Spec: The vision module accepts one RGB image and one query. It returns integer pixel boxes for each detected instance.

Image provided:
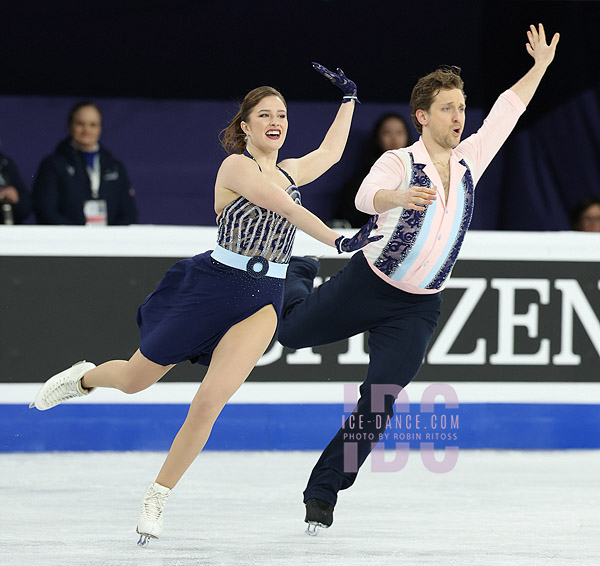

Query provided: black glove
[312,62,359,103]
[335,215,382,253]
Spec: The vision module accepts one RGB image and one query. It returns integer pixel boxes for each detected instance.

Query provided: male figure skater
[278,24,560,534]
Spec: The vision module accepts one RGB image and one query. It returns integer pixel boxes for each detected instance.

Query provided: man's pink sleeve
[458,90,526,183]
[354,151,406,215]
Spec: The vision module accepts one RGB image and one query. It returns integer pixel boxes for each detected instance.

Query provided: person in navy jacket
[33,101,137,225]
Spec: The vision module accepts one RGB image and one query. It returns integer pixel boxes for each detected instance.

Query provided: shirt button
[424,261,429,266]
[437,235,442,240]
[445,210,449,215]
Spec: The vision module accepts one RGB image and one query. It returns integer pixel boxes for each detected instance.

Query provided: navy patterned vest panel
[425,158,475,289]
[216,184,301,264]
[374,152,429,276]
[371,153,475,290]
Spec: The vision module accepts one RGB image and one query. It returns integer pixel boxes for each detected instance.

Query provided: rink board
[3,227,600,384]
[2,228,599,452]
[2,382,599,452]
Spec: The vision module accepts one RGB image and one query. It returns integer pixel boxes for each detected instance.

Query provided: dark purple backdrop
[1,88,599,230]
[0,96,486,227]
[1,0,599,229]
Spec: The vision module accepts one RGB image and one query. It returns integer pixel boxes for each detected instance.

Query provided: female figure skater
[29,63,381,546]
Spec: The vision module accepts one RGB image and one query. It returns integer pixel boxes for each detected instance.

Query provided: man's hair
[410,66,465,134]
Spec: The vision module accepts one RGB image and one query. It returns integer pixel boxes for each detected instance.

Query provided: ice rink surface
[1,450,598,566]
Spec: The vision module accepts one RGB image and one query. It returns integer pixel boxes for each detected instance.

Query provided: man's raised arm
[510,23,560,107]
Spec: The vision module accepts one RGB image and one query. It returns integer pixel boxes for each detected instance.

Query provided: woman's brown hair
[219,86,287,155]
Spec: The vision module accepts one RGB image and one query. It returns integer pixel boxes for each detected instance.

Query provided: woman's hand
[335,215,383,253]
[312,62,359,103]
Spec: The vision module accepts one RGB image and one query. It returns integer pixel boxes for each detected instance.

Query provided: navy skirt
[136,251,284,366]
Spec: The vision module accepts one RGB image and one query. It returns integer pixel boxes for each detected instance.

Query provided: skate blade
[305,521,329,536]
[137,533,156,547]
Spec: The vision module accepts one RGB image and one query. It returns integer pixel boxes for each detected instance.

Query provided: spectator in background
[570,196,600,232]
[333,112,412,227]
[33,101,137,225]
[0,149,32,224]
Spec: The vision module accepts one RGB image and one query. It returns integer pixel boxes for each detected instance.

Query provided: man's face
[420,88,466,150]
[69,106,102,151]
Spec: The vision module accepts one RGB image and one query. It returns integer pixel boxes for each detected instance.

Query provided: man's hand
[525,23,560,69]
[374,185,437,213]
[510,23,559,106]
[0,186,19,204]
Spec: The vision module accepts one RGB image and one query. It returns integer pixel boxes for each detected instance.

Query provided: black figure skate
[304,498,334,536]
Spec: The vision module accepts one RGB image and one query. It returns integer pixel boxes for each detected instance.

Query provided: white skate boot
[29,361,96,411]
[137,482,171,547]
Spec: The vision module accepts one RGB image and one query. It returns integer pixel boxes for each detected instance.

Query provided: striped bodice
[216,184,301,264]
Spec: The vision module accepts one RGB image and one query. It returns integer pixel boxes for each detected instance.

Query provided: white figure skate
[137,482,171,547]
[29,361,96,410]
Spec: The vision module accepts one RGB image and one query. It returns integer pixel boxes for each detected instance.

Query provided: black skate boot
[304,498,334,536]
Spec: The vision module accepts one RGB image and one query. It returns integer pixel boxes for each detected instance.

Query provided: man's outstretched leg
[302,292,441,534]
[281,256,320,321]
[279,253,380,350]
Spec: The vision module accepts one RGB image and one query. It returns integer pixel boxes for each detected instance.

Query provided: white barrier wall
[1,226,599,451]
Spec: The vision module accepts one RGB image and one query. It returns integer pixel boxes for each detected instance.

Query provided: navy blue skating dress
[136,164,300,366]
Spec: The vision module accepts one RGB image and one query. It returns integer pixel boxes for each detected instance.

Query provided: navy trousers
[279,252,441,507]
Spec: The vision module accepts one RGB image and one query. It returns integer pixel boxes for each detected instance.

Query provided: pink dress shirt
[355,89,526,294]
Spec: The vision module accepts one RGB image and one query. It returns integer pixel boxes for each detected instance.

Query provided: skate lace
[141,489,169,521]
[46,375,81,404]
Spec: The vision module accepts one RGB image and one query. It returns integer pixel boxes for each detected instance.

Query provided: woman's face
[69,106,102,151]
[578,203,600,232]
[378,117,409,151]
[241,95,288,153]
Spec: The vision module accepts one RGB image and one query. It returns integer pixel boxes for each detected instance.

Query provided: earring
[244,134,248,142]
